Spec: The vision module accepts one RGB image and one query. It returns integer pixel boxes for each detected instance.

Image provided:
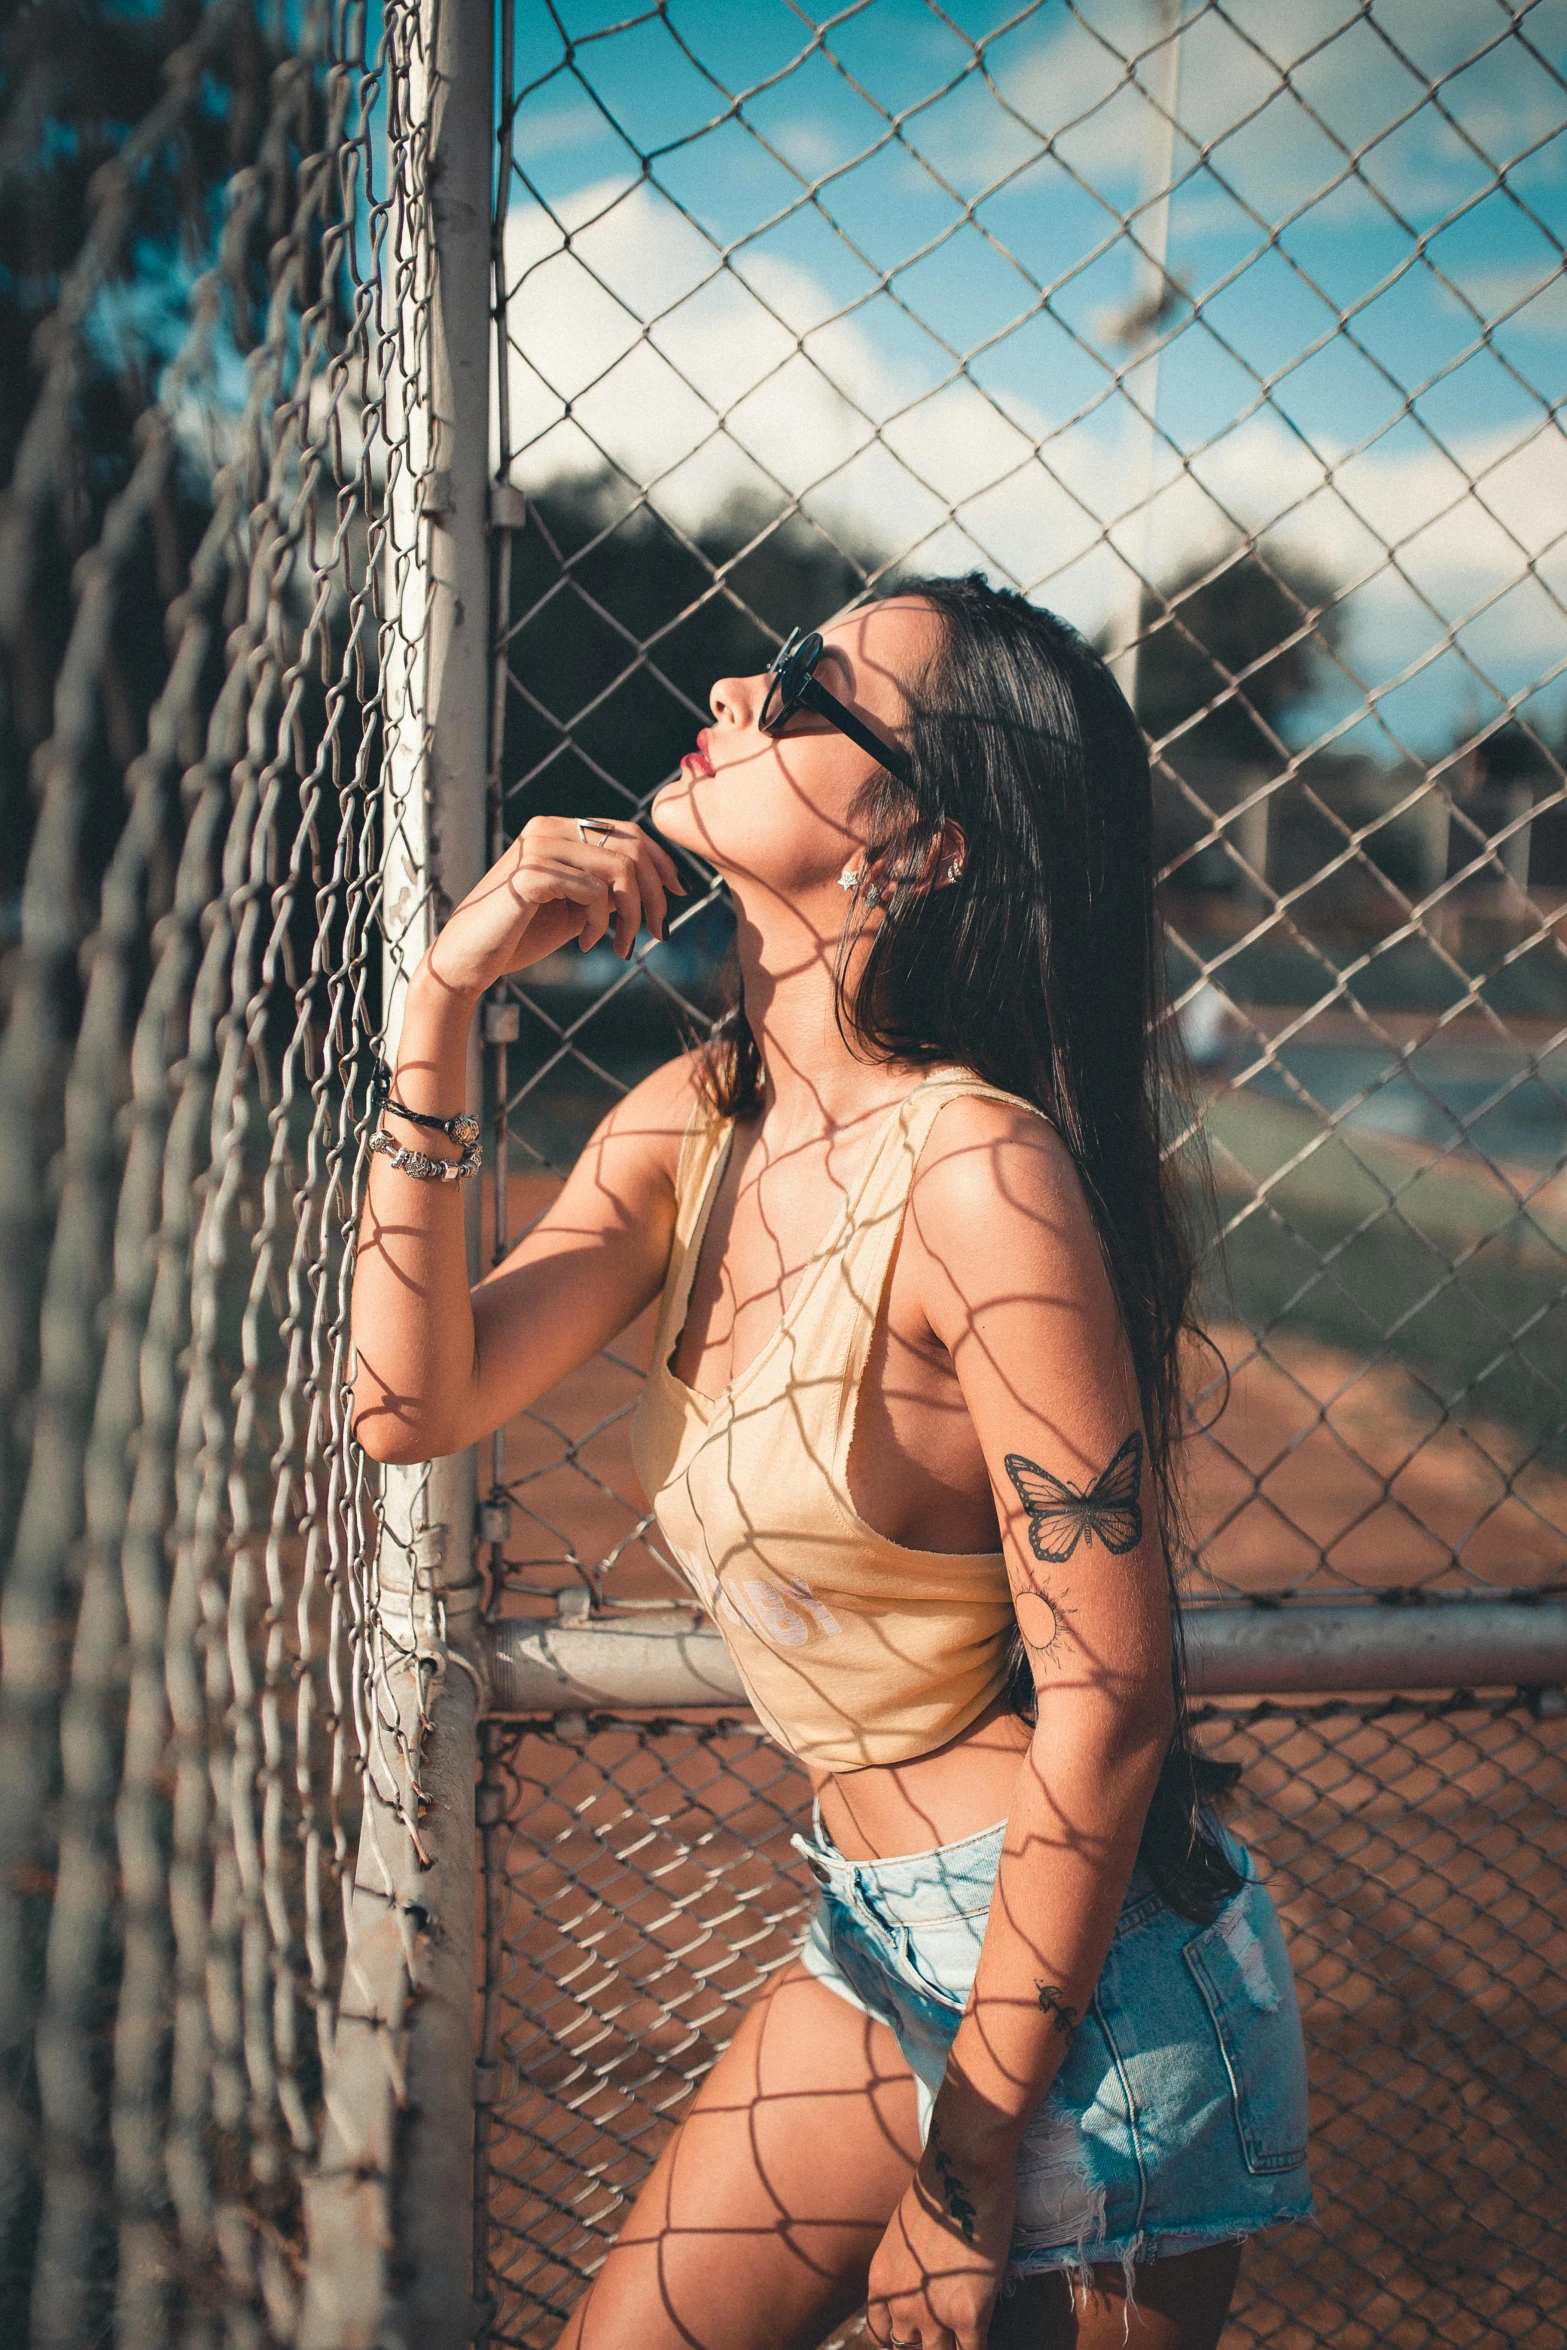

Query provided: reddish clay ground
[1186,1322,1567,1596]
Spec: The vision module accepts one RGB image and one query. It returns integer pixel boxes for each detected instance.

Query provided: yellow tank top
[631,1067,1045,1771]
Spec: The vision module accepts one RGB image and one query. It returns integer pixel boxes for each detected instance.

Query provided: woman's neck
[732,886,926,1140]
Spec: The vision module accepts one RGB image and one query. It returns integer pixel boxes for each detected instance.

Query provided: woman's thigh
[555,1960,922,2350]
[988,2242,1242,2350]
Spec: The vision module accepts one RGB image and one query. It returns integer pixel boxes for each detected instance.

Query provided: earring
[837,866,860,892]
[863,882,882,909]
[946,856,964,883]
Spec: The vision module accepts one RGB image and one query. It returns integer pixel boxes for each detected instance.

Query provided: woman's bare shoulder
[905,1088,1107,1307]
[917,1088,1090,1216]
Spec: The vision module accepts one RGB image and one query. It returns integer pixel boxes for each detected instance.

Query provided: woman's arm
[867,1097,1177,2350]
[350,816,687,1462]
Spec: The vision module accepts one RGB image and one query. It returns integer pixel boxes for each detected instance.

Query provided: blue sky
[500,0,1567,763]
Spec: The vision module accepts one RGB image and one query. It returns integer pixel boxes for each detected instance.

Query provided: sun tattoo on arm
[1012,1578,1075,1671]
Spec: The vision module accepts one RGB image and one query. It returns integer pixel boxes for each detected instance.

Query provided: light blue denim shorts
[793,1807,1312,2278]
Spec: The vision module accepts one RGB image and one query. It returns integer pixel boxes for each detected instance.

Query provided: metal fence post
[1105,0,1183,713]
[301,0,491,2341]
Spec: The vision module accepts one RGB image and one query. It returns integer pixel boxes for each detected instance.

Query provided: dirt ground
[476,1703,1567,2350]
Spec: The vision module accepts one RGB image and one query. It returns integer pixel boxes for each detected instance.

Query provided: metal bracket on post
[418,468,454,519]
[300,1,492,2343]
[489,481,527,530]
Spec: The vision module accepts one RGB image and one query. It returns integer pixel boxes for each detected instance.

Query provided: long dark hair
[701,572,1240,1921]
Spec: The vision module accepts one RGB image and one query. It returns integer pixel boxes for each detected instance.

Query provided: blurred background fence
[2,0,1565,2345]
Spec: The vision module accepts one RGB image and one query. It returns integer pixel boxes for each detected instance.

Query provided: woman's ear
[920,817,967,893]
[854,820,965,906]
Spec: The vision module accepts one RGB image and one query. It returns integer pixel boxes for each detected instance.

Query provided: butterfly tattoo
[1004,1431,1144,1563]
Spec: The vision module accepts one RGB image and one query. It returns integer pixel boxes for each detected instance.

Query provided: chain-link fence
[477,1697,1567,2349]
[0,0,469,2339]
[479,3,1567,2345]
[489,0,1567,1613]
[3,1,1566,2345]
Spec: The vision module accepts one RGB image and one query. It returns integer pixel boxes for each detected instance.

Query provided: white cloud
[497,174,1567,703]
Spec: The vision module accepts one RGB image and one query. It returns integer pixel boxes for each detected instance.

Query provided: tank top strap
[847,1066,1053,1237]
[794,1068,1054,1457]
[651,1088,734,1381]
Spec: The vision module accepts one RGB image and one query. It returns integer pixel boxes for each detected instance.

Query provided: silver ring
[576,816,614,846]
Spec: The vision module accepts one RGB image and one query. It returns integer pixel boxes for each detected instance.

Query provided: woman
[350,577,1311,2350]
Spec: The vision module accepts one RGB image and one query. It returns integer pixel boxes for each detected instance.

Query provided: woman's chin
[649,778,707,858]
[649,776,686,829]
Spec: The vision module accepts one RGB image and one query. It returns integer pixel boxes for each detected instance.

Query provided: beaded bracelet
[368,1126,481,1182]
[369,1056,482,1180]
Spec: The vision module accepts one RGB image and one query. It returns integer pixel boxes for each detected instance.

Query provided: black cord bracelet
[371,1055,480,1149]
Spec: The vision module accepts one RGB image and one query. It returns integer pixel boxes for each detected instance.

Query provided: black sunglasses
[760,627,913,783]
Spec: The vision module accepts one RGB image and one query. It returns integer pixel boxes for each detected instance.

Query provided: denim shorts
[793,1807,1312,2278]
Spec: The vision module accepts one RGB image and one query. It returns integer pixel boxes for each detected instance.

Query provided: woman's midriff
[810,1691,1033,1862]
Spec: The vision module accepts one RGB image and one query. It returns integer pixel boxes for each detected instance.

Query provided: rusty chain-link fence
[477,1697,1567,2349]
[0,0,476,2339]
[2,1,1566,2345]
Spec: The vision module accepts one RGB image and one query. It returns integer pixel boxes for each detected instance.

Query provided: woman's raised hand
[425,815,686,1002]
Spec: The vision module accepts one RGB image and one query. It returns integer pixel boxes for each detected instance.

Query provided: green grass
[1198,1087,1567,1469]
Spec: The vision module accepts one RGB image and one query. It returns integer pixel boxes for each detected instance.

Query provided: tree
[0,0,275,920]
[500,471,883,824]
[1134,541,1345,777]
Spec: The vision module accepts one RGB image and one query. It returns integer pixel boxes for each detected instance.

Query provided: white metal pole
[484,1601,1567,1712]
[301,0,491,2340]
[1109,0,1183,721]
